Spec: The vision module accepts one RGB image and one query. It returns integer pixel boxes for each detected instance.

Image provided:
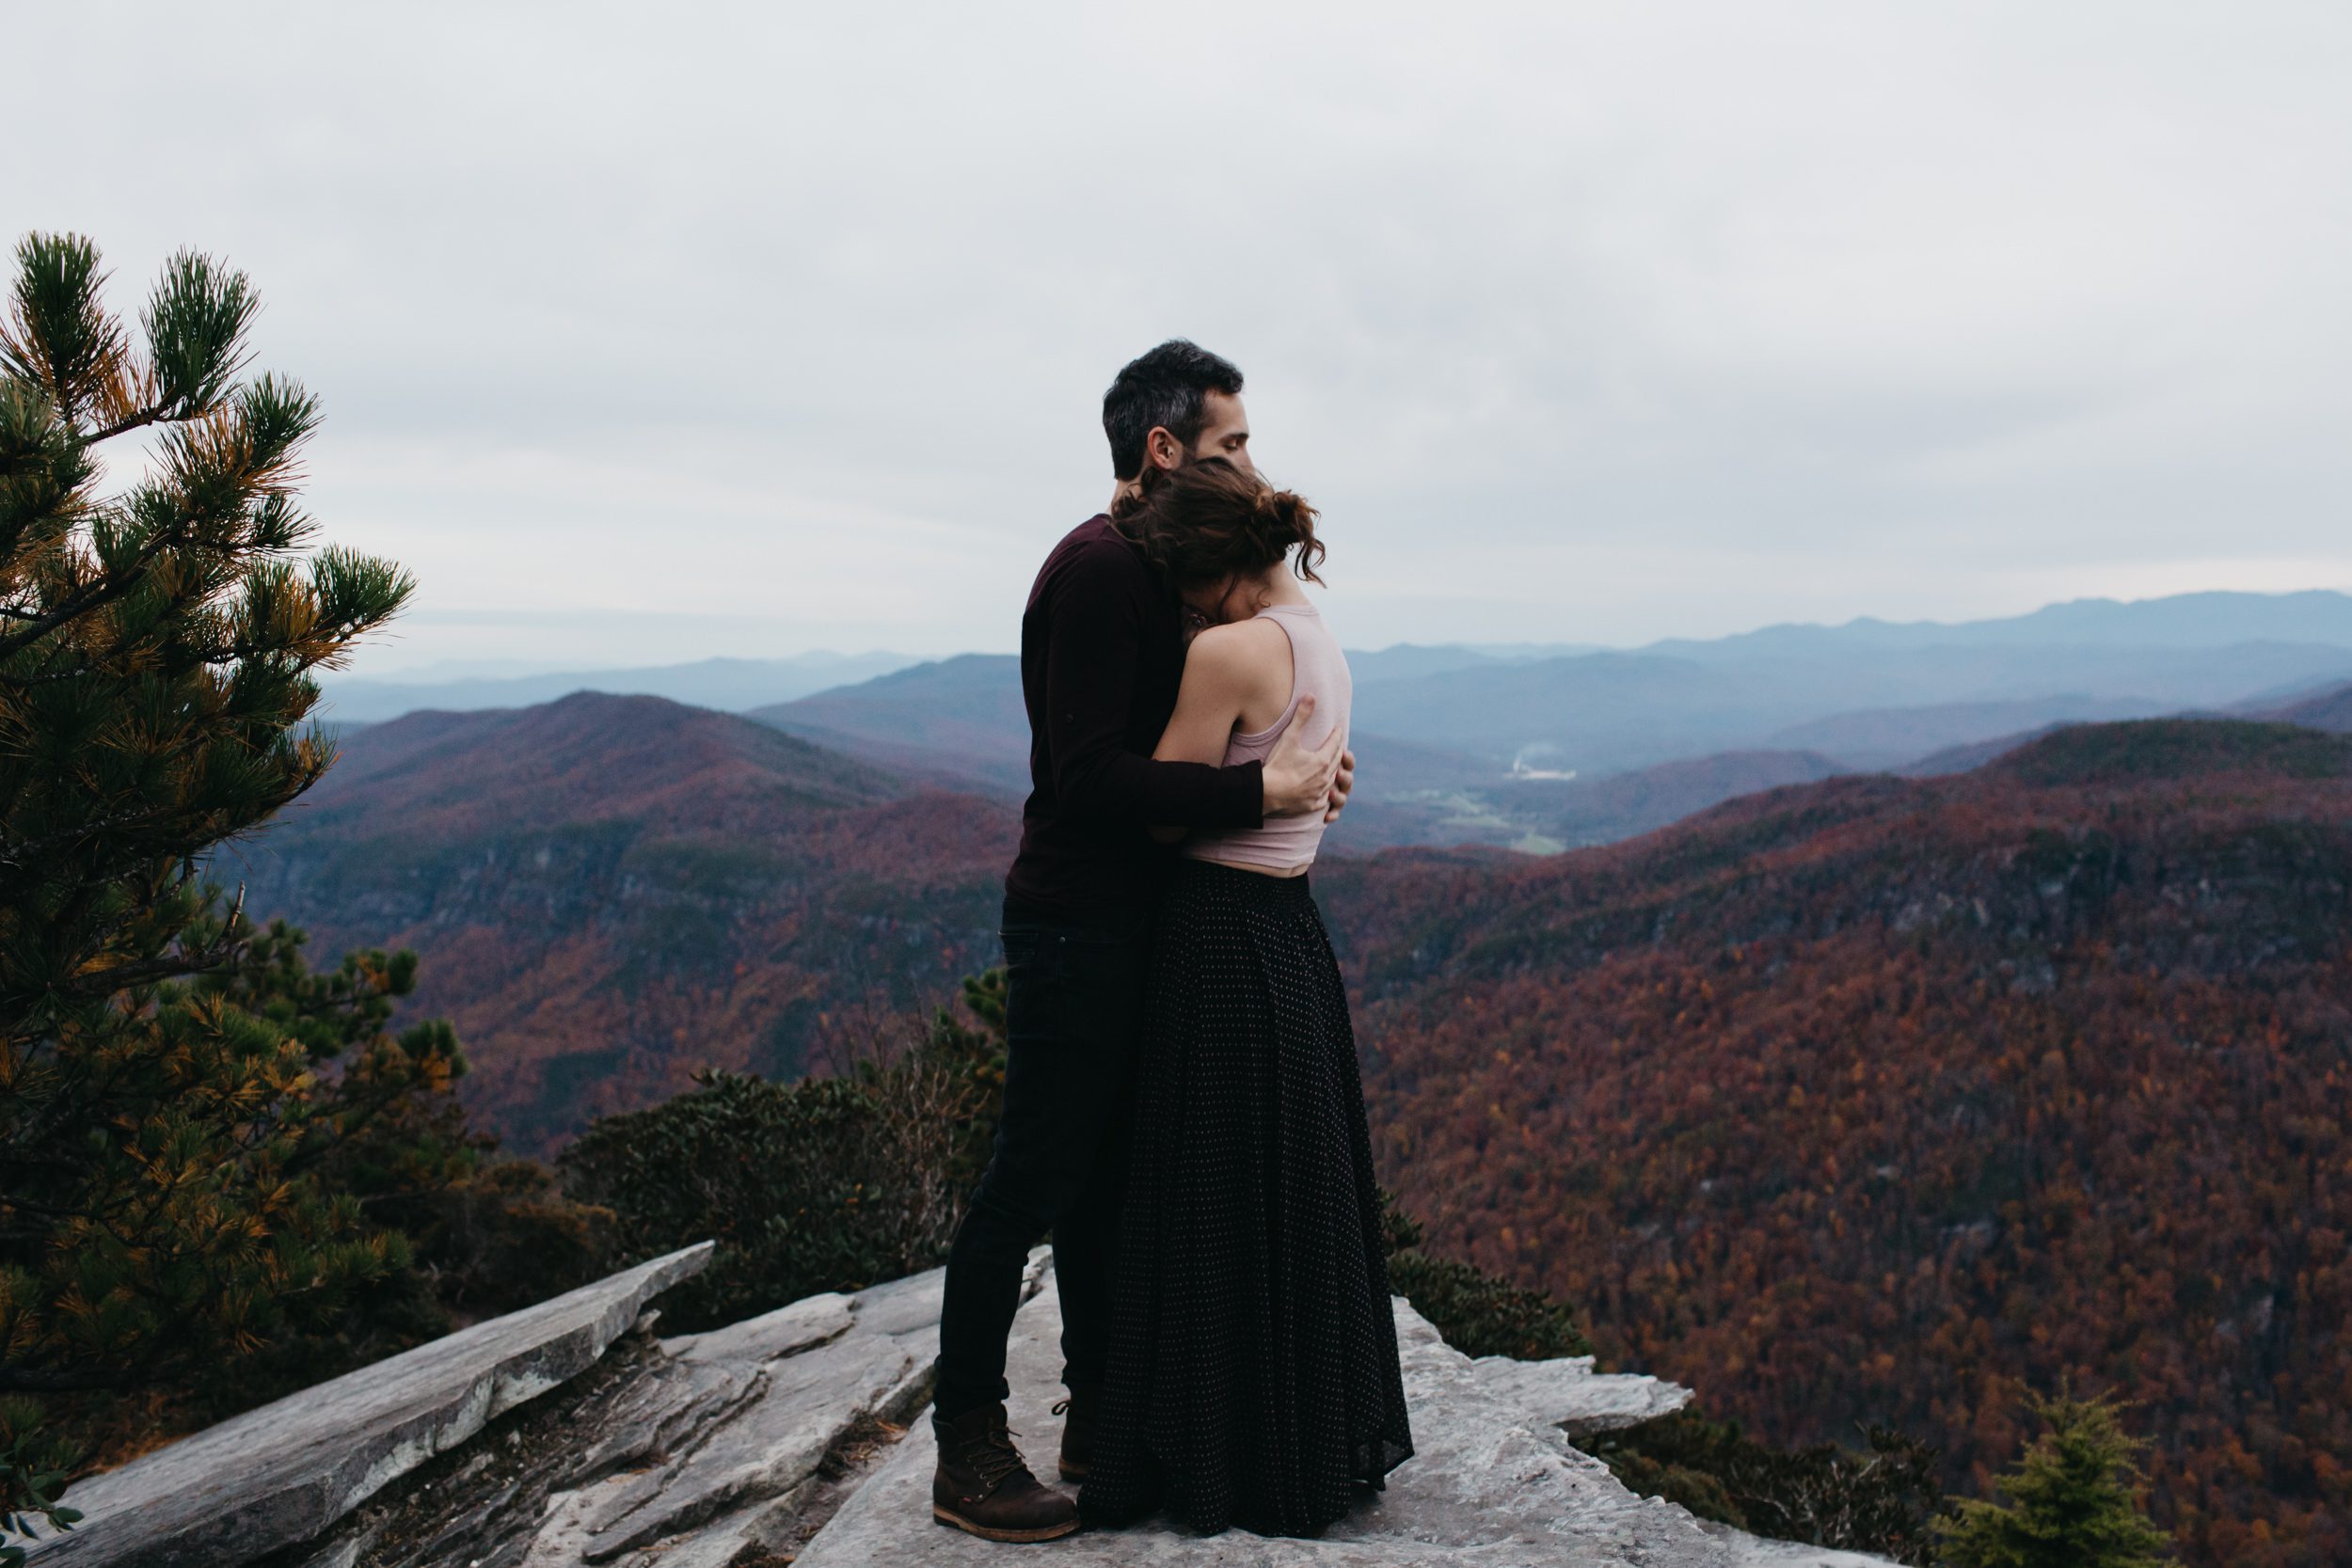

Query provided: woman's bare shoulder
[1188,616,1290,659]
[1184,618,1293,710]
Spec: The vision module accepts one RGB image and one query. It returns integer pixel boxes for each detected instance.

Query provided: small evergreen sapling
[1936,1386,2172,1568]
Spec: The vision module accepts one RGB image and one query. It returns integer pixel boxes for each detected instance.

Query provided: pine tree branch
[0,766,311,883]
[0,1368,126,1394]
[0,532,184,661]
[78,401,175,444]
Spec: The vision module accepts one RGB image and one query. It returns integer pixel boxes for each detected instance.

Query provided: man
[930,341,1354,1542]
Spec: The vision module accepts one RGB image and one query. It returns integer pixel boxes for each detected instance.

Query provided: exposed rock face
[1465,1352,1693,1439]
[32,1244,715,1568]
[797,1271,1728,1567]
[1702,1524,1915,1568]
[282,1253,1046,1568]
[34,1246,1896,1568]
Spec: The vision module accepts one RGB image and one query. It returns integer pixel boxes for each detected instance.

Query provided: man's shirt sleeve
[1041,546,1265,831]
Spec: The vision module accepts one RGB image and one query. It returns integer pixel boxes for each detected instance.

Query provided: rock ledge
[33,1245,1898,1568]
[34,1243,713,1568]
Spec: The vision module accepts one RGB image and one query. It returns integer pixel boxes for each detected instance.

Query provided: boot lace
[970,1424,1033,1493]
[1050,1397,1073,1417]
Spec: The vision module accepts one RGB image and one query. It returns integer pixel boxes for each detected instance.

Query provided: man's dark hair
[1102,339,1244,482]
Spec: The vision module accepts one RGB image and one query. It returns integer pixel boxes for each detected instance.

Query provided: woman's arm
[1148,622,1285,841]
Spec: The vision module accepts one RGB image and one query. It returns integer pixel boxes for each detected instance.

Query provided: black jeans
[933,901,1150,1420]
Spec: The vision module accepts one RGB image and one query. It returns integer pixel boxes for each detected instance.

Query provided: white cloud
[9,0,2350,670]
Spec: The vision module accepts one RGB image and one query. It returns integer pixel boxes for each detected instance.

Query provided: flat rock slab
[1466,1354,1694,1438]
[664,1291,856,1365]
[556,1293,859,1490]
[796,1268,1734,1568]
[549,1330,915,1561]
[519,1246,1045,1568]
[847,1264,952,1345]
[32,1244,713,1568]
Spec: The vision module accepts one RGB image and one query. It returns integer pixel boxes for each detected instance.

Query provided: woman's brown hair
[1111,456,1326,590]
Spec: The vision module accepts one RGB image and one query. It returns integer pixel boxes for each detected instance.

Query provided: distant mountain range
[736,592,2352,850]
[319,651,922,724]
[748,655,1032,796]
[1645,587,2352,653]
[315,590,2352,855]
[1345,638,2352,768]
[2254,678,2352,732]
[329,590,2352,721]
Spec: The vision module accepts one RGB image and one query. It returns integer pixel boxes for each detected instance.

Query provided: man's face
[1144,389,1252,476]
[1189,389,1252,473]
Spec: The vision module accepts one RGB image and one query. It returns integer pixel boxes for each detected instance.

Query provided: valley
[1316,721,2352,1564]
[245,594,2352,1563]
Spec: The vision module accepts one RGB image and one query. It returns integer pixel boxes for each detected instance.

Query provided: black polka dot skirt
[1078,858,1414,1538]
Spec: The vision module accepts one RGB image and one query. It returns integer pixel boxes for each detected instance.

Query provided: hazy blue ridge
[319,651,922,723]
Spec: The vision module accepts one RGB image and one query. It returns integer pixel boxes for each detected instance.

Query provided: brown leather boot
[1053,1385,1099,1481]
[931,1402,1081,1543]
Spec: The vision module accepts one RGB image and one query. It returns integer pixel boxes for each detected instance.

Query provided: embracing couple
[928,341,1413,1543]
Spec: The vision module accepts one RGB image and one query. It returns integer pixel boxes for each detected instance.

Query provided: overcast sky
[13,3,2352,674]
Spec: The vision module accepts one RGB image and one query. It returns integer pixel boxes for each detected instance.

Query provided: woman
[1076,457,1413,1538]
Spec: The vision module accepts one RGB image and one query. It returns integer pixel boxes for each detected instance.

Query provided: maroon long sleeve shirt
[1003,515,1265,925]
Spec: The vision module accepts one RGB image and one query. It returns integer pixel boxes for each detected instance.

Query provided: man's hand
[1323,746,1356,824]
[1262,695,1344,817]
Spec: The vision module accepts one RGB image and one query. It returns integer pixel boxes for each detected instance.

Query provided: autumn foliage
[1317,721,2352,1568]
[236,691,1022,1158]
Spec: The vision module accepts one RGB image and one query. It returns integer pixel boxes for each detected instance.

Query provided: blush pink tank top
[1184,601,1352,873]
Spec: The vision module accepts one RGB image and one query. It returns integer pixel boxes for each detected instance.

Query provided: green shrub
[1382,1251,1595,1361]
[561,1072,908,1330]
[415,1157,615,1317]
[0,1402,78,1568]
[559,973,1008,1332]
[1936,1387,2171,1568]
[1585,1408,1947,1564]
[1379,1192,1593,1360]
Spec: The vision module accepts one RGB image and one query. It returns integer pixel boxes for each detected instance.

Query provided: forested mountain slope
[749,654,1032,795]
[2257,678,2352,733]
[231,692,1020,1154]
[1315,720,2352,1567]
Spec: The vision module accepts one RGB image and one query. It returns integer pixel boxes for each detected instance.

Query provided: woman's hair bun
[1118,456,1326,588]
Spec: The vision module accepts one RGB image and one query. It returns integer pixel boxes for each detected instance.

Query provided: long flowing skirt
[1077,858,1413,1538]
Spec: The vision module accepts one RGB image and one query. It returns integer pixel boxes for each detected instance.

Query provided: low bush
[1585,1409,1947,1564]
[557,972,1007,1332]
[1379,1195,1592,1359]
